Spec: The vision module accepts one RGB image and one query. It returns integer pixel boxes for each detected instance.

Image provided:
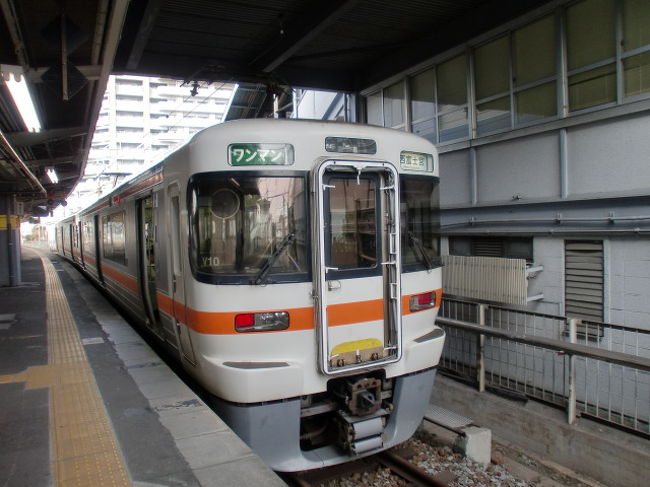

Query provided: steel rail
[377,451,450,487]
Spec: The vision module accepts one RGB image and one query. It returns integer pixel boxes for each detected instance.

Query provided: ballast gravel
[320,436,537,487]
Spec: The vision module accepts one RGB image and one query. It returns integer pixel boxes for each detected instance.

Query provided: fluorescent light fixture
[1,65,41,132]
[46,168,59,184]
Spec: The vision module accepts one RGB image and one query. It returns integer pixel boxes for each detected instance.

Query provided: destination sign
[400,151,433,171]
[228,143,294,166]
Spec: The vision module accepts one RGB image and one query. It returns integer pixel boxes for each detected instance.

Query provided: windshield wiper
[408,231,434,270]
[253,233,295,285]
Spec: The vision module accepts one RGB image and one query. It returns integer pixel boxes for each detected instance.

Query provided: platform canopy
[0,0,546,215]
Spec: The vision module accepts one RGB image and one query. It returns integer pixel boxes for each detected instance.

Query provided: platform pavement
[0,247,286,487]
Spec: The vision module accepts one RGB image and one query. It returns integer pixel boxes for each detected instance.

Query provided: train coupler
[336,408,388,455]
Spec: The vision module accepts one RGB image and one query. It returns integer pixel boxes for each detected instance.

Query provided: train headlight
[409,292,435,312]
[235,311,290,332]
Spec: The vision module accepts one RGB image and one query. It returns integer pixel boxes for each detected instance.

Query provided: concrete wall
[439,113,650,330]
[432,375,650,487]
[609,238,650,328]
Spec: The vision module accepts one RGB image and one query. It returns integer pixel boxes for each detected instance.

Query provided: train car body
[55,119,445,471]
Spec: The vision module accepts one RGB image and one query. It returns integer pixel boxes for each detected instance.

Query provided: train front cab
[199,153,444,471]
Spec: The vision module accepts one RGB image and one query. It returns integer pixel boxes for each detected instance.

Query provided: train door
[94,214,104,283]
[78,221,85,267]
[137,195,162,337]
[314,160,402,375]
[168,184,196,364]
[68,225,74,261]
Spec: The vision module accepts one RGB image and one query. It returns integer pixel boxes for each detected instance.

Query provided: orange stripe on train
[93,259,442,335]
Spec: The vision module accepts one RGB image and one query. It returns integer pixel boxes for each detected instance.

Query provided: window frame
[323,172,383,281]
[187,170,312,285]
[102,210,127,266]
[362,0,650,142]
[400,175,442,273]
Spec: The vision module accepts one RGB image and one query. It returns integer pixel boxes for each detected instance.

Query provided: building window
[363,0,650,141]
[513,15,557,123]
[116,79,143,87]
[474,36,511,135]
[449,236,533,262]
[623,0,650,98]
[437,54,469,142]
[383,81,405,129]
[366,91,382,126]
[409,68,436,142]
[115,95,143,102]
[567,0,616,112]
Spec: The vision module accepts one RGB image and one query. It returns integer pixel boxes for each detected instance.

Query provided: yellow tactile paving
[0,256,131,486]
[41,256,132,487]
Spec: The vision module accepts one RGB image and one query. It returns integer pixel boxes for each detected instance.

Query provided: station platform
[0,247,286,487]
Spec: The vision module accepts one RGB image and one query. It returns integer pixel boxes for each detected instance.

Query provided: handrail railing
[436,298,650,436]
[437,316,650,372]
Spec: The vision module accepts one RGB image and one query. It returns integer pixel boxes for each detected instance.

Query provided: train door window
[78,222,84,264]
[325,174,380,277]
[138,196,160,332]
[170,196,182,277]
[82,219,94,254]
[94,214,103,282]
[102,211,127,265]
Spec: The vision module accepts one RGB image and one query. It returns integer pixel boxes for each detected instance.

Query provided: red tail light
[235,314,255,328]
[409,292,435,312]
[235,311,290,332]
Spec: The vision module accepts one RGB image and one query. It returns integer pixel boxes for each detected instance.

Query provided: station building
[301,0,650,330]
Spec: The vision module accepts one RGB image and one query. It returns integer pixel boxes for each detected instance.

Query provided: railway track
[283,447,455,487]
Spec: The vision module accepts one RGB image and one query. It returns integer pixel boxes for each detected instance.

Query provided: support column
[0,194,21,287]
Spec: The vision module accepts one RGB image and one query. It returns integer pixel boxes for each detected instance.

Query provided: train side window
[102,211,127,265]
[400,175,442,272]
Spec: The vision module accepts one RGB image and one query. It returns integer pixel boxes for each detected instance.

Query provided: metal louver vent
[565,240,604,321]
[471,238,503,257]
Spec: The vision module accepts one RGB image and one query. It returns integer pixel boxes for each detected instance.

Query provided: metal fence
[437,298,650,436]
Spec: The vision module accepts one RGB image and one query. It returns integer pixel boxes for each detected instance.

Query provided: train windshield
[188,173,309,284]
[401,175,442,271]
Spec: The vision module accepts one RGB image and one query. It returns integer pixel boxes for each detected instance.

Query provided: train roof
[62,119,437,220]
[193,118,436,147]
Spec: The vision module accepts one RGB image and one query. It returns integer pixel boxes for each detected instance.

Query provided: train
[54,118,445,471]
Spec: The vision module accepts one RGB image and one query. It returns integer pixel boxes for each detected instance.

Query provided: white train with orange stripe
[55,119,445,471]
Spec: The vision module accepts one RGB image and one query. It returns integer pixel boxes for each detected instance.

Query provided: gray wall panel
[440,150,471,206]
[476,133,560,204]
[529,237,565,316]
[568,115,650,196]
